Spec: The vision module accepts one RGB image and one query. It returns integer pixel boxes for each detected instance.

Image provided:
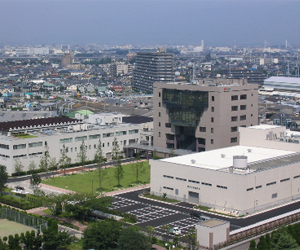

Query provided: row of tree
[249,223,300,250]
[0,220,74,250]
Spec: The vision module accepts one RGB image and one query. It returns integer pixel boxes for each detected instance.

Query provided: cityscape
[1,0,300,250]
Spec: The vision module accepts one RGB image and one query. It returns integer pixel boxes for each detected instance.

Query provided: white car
[171,227,181,235]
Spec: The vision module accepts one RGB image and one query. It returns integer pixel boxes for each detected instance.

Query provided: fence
[0,207,48,232]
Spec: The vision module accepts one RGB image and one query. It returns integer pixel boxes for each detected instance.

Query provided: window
[212,96,215,101]
[176,177,187,181]
[247,187,254,191]
[231,116,238,121]
[29,142,43,148]
[240,105,246,110]
[165,123,171,128]
[0,144,9,149]
[129,129,138,134]
[89,134,101,139]
[211,139,214,144]
[256,185,262,189]
[202,182,212,186]
[188,180,200,184]
[231,106,238,111]
[60,138,73,143]
[231,126,238,132]
[217,185,228,189]
[163,186,174,190]
[159,132,161,137]
[281,178,290,182]
[75,147,77,152]
[211,128,214,133]
[266,181,276,186]
[175,189,179,195]
[159,122,161,127]
[163,175,174,179]
[200,127,206,132]
[75,136,87,142]
[103,132,114,138]
[13,154,26,158]
[159,92,161,97]
[211,107,214,112]
[116,131,127,136]
[159,102,161,107]
[240,94,247,100]
[107,142,109,147]
[231,137,237,143]
[89,145,91,150]
[29,152,43,157]
[251,104,253,107]
[272,193,278,199]
[231,95,238,101]
[71,148,73,152]
[159,112,161,117]
[240,115,246,121]
[251,114,253,117]
[294,175,300,179]
[211,117,214,123]
[13,144,26,150]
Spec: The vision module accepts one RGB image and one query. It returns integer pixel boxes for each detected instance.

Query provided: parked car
[169,227,181,235]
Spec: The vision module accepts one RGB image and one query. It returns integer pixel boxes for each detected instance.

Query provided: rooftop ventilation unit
[247,149,252,153]
[233,155,248,169]
[191,159,196,164]
[221,154,226,158]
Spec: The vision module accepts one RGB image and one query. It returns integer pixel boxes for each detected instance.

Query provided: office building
[150,125,300,215]
[61,51,73,67]
[153,80,258,152]
[0,114,153,175]
[132,49,174,93]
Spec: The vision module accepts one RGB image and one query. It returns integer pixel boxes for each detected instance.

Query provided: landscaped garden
[42,161,150,193]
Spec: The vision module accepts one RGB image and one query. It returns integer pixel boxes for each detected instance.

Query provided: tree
[249,239,256,250]
[58,144,71,175]
[28,161,37,174]
[39,145,50,175]
[77,140,87,172]
[118,227,152,250]
[132,151,146,184]
[83,220,122,250]
[257,235,268,250]
[161,224,171,242]
[29,172,41,193]
[14,159,24,175]
[0,165,8,195]
[184,228,197,250]
[153,149,159,159]
[94,139,107,192]
[42,220,74,250]
[169,147,175,157]
[112,137,124,186]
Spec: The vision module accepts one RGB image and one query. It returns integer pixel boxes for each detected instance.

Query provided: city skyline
[1,0,300,47]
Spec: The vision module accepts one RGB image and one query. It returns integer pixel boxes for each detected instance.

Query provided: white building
[150,124,300,215]
[263,76,300,92]
[0,115,152,175]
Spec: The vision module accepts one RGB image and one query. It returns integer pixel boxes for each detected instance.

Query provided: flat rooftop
[199,219,228,228]
[161,145,295,171]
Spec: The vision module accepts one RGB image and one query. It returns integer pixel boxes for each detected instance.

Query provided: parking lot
[110,196,203,238]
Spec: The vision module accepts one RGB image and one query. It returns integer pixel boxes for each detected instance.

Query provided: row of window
[200,126,239,133]
[246,176,300,191]
[60,140,129,154]
[59,130,136,144]
[231,94,248,101]
[0,144,9,150]
[162,175,227,188]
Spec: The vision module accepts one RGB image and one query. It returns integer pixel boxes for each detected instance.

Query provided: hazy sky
[0,0,300,47]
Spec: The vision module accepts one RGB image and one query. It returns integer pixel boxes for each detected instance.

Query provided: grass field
[42,161,150,193]
[0,219,36,237]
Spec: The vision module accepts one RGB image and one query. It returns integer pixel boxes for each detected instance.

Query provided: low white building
[150,125,300,215]
[0,116,152,175]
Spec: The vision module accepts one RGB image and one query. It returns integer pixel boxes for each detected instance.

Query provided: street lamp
[165,243,175,250]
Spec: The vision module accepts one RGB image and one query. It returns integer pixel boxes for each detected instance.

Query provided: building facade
[153,81,258,152]
[61,51,73,68]
[132,49,174,93]
[0,116,153,175]
[150,125,300,215]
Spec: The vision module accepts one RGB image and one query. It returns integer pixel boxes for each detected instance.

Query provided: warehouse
[150,125,300,215]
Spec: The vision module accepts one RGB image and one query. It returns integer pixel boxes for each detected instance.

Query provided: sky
[0,0,300,47]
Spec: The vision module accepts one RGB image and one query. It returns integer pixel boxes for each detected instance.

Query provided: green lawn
[0,219,36,238]
[42,161,150,193]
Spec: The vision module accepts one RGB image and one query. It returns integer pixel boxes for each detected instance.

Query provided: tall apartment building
[132,49,174,93]
[61,51,73,67]
[153,80,258,152]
